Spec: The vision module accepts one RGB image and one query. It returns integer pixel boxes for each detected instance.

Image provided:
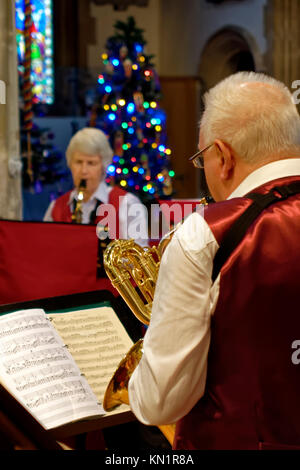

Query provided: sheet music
[48,306,133,405]
[0,309,104,430]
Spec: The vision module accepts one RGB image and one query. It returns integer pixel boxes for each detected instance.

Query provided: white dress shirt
[128,158,300,425]
[43,181,149,246]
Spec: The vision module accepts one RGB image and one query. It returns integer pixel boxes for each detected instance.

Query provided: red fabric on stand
[0,220,117,305]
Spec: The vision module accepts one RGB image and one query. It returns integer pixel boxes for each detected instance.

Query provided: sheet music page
[48,306,134,407]
[0,309,104,430]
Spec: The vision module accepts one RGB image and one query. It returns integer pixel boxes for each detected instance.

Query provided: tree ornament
[123,58,133,79]
[133,91,144,112]
[119,45,128,60]
[113,130,125,156]
[105,62,114,75]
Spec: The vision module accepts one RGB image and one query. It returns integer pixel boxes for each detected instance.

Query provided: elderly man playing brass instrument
[44,127,148,246]
[128,72,300,450]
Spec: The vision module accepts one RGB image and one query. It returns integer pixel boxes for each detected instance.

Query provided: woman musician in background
[44,127,148,247]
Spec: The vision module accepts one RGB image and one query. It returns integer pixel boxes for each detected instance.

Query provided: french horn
[102,237,165,411]
[102,198,208,444]
[102,232,177,445]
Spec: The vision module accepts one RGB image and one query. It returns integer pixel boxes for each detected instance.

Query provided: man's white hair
[200,72,300,163]
[66,127,113,171]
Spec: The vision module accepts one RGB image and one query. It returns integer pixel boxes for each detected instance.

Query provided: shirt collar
[228,158,300,199]
[68,180,109,205]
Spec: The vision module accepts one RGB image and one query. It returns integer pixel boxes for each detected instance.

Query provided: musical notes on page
[0,309,104,429]
[48,306,133,405]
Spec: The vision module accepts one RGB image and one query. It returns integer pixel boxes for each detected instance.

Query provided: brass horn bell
[102,236,177,446]
[102,239,161,411]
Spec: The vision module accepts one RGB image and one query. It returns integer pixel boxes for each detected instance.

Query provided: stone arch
[198,26,265,92]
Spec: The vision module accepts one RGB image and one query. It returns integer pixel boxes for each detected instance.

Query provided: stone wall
[0,0,22,220]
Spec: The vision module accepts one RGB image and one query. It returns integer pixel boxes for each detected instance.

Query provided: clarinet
[71,179,86,224]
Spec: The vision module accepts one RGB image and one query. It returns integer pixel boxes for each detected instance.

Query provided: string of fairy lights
[90,42,175,198]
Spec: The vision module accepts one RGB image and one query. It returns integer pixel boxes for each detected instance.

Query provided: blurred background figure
[44,128,148,246]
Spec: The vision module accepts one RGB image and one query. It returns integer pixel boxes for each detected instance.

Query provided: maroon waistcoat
[173,175,300,450]
[51,185,126,236]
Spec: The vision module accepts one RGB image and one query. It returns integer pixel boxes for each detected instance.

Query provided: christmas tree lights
[88,17,175,203]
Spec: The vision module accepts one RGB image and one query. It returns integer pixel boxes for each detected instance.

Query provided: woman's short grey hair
[200,72,300,163]
[66,127,113,171]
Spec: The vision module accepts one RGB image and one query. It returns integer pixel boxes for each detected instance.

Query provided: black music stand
[0,289,142,444]
[0,383,61,450]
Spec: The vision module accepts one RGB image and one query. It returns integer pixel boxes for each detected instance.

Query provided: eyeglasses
[188,143,214,168]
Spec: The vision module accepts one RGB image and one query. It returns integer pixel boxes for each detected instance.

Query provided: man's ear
[214,139,236,180]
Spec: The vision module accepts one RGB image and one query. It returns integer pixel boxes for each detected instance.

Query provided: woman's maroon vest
[51,185,126,236]
[173,176,300,450]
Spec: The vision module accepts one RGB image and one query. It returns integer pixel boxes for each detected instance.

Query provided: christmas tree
[19,61,72,197]
[87,16,175,205]
[20,121,72,195]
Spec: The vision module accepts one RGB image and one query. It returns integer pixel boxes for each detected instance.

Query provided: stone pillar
[0,0,22,220]
[266,0,300,89]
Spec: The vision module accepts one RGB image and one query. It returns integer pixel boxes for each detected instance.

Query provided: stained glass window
[15,0,54,104]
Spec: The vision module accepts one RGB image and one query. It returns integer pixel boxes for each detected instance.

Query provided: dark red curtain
[0,220,116,305]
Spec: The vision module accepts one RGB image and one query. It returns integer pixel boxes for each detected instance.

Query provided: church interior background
[0,0,299,451]
[1,0,298,221]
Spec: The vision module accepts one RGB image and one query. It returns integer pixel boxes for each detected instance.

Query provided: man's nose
[81,162,89,174]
